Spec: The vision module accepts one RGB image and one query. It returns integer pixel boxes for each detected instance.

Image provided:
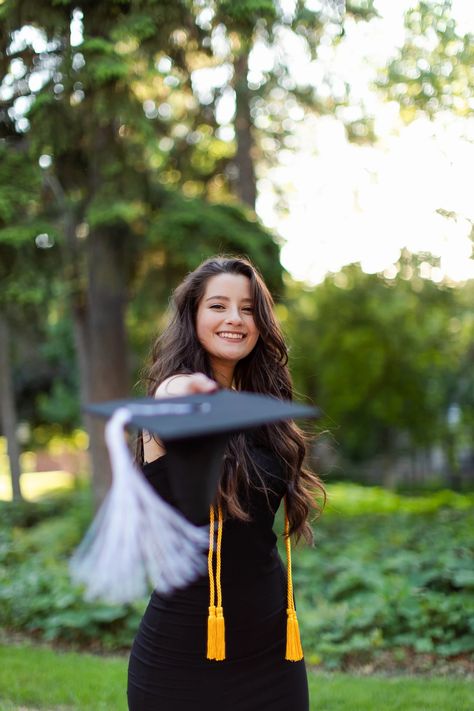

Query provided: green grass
[0,644,473,711]
[307,673,474,710]
[0,644,126,711]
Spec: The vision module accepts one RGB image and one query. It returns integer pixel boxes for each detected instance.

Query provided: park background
[0,0,473,709]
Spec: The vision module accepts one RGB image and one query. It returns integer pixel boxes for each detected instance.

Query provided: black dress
[127,445,309,711]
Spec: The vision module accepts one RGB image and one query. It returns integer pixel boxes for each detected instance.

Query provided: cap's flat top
[85,390,319,441]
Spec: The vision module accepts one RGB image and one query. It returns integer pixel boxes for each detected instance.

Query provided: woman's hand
[155,373,218,399]
[143,374,218,463]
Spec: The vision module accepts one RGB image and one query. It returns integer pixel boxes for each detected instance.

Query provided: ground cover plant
[294,501,474,669]
[0,489,145,650]
[0,483,473,673]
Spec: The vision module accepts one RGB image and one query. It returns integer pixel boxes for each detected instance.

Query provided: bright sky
[255,0,474,284]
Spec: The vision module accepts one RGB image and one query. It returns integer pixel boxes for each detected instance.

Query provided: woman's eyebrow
[205,295,253,302]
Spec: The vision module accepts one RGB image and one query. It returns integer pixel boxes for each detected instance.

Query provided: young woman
[127,256,325,711]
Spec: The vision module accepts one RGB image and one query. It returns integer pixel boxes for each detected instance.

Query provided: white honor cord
[69,407,209,604]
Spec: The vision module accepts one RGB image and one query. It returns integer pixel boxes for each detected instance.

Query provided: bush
[1,483,473,669]
[0,488,144,649]
[294,487,474,668]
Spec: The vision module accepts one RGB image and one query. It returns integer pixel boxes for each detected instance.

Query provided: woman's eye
[209,304,253,313]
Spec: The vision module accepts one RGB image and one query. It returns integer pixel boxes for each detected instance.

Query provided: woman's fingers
[186,373,218,394]
[156,373,218,398]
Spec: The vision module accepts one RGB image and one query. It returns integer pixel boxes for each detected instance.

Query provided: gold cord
[284,497,304,661]
[207,504,225,660]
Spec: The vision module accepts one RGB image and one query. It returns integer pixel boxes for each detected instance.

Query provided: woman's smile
[216,331,245,340]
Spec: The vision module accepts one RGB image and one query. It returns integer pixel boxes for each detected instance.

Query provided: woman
[127,256,325,711]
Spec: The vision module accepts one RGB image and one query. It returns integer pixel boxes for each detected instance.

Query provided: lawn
[0,644,473,711]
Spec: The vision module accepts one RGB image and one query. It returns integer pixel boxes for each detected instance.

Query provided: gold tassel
[286,608,303,661]
[207,605,217,659]
[207,504,226,661]
[214,505,226,660]
[284,498,304,662]
[214,605,226,660]
[206,505,217,660]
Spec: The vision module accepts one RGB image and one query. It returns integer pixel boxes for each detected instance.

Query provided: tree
[376,0,473,122]
[198,0,378,211]
[0,143,57,500]
[283,258,462,483]
[0,1,283,503]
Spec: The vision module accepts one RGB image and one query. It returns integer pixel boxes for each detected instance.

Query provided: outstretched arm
[143,373,218,463]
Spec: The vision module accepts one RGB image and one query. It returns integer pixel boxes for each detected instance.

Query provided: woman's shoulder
[248,440,286,479]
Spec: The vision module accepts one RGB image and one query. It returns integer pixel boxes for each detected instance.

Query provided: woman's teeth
[217,332,244,340]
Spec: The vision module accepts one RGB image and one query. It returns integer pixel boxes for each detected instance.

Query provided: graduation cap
[69,390,319,605]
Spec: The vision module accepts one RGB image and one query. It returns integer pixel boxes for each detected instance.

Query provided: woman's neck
[211,362,235,389]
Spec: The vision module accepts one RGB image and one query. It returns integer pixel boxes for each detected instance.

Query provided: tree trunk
[45,172,97,488]
[444,431,461,491]
[0,313,22,500]
[71,295,99,485]
[233,51,257,210]
[86,228,130,507]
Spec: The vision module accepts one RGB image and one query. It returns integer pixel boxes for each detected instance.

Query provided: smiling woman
[128,255,325,711]
[195,272,260,387]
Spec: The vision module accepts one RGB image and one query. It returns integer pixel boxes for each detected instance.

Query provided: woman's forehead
[202,273,252,298]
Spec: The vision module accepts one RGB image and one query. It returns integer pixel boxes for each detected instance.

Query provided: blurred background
[0,1,473,709]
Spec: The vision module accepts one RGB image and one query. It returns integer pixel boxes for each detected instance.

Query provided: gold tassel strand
[214,504,226,660]
[284,498,304,661]
[206,505,217,659]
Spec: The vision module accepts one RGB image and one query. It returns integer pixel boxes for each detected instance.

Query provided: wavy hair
[138,255,325,542]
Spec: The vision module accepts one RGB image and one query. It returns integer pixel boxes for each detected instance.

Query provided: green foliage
[377,0,474,121]
[0,145,57,307]
[87,199,148,230]
[82,38,130,85]
[149,194,281,284]
[326,482,474,516]
[216,0,277,32]
[0,489,144,648]
[0,150,40,227]
[0,491,73,529]
[284,260,472,463]
[293,488,474,668]
[1,483,473,672]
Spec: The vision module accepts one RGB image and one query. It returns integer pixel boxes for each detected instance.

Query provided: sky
[255,0,474,285]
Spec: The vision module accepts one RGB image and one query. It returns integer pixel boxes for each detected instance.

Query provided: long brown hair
[139,255,325,542]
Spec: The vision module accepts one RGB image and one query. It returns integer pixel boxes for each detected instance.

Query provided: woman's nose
[225,307,243,324]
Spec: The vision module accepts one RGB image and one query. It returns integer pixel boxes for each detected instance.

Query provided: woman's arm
[142,373,217,463]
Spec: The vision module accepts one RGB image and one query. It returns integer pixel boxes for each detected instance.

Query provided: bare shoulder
[143,375,191,460]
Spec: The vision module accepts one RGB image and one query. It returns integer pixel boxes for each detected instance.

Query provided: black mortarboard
[70,390,319,604]
[85,389,318,441]
[88,390,318,524]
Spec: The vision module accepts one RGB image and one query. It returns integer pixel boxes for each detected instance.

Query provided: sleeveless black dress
[127,445,309,711]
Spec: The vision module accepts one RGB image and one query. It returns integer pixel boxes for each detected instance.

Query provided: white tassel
[69,407,208,604]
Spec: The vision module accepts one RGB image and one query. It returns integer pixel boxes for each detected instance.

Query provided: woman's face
[196,273,260,373]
